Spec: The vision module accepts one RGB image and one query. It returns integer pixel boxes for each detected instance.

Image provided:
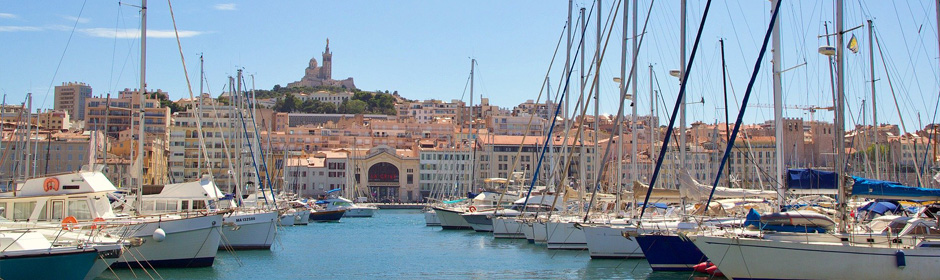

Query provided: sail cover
[678,171,777,201]
[850,176,940,200]
[787,169,837,193]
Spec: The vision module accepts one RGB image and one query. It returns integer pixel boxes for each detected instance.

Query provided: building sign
[368,162,399,182]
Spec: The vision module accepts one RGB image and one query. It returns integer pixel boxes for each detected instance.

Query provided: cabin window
[13,201,35,221]
[0,202,7,218]
[166,201,178,212]
[155,200,168,212]
[181,200,190,211]
[67,200,92,220]
[193,200,206,210]
[52,200,67,221]
[37,202,48,222]
[142,201,155,212]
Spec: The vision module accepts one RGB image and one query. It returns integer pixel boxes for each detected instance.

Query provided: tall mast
[594,0,601,195]
[618,0,628,208]
[679,0,687,182]
[771,0,785,205]
[136,0,147,212]
[835,0,847,232]
[631,0,639,186]
[198,54,204,177]
[721,39,731,188]
[469,58,475,192]
[649,65,655,180]
[24,93,31,181]
[579,7,586,209]
[565,0,572,161]
[868,20,879,179]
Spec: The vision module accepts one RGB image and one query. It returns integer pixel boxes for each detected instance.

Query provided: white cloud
[61,15,90,24]
[79,27,204,39]
[0,26,42,32]
[213,3,237,11]
[0,13,17,19]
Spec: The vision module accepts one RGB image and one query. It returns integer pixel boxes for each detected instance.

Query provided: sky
[1,0,939,131]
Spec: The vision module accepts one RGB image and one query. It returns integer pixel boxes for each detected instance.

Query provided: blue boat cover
[851,176,940,200]
[443,198,468,204]
[858,201,901,215]
[786,169,837,190]
[326,188,342,194]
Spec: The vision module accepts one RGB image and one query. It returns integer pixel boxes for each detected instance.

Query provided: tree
[341,100,368,114]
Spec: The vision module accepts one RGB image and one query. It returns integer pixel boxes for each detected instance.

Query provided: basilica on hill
[288,39,357,89]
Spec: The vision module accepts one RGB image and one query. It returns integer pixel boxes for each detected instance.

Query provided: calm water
[98,210,699,279]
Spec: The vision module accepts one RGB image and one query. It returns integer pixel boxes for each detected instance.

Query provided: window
[13,201,36,221]
[67,200,92,220]
[407,174,414,184]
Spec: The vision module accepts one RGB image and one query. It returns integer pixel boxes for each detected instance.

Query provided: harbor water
[98,209,694,279]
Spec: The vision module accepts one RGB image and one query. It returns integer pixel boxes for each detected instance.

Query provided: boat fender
[896,250,906,268]
[469,206,477,213]
[153,228,167,242]
[693,262,711,274]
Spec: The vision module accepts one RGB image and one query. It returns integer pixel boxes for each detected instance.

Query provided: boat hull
[293,209,311,225]
[546,221,587,250]
[692,235,940,280]
[461,212,494,232]
[424,210,441,226]
[493,217,525,239]
[279,213,295,226]
[343,207,376,217]
[111,214,222,268]
[1,249,99,280]
[221,210,279,250]
[433,207,471,230]
[532,220,548,243]
[582,225,643,258]
[309,210,345,222]
[636,234,705,270]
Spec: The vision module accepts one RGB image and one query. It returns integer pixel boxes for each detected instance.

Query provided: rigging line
[40,0,88,110]
[704,0,782,214]
[640,0,717,220]
[108,2,122,95]
[875,27,925,187]
[499,20,567,211]
[167,0,211,171]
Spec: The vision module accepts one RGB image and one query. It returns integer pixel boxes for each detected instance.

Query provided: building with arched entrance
[349,145,419,202]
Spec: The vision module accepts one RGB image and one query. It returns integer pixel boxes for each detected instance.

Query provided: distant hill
[222,84,399,115]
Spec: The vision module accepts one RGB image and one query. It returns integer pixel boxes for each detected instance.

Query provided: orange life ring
[90,217,106,230]
[43,177,60,192]
[61,216,78,231]
[468,206,477,213]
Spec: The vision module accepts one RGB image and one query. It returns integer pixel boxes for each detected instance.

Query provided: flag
[847,34,859,53]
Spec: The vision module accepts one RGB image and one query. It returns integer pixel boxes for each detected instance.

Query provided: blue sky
[1,1,938,131]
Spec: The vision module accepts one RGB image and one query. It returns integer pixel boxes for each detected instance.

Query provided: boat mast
[469,58,475,195]
[579,7,586,212]
[835,0,848,232]
[136,0,147,213]
[199,54,204,177]
[597,1,608,187]
[867,20,879,179]
[678,0,687,187]
[721,39,731,189]
[24,93,31,181]
[771,0,785,206]
[630,0,639,190]
[618,0,627,212]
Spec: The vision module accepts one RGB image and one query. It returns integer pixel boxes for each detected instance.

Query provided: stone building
[288,39,356,89]
[348,145,420,202]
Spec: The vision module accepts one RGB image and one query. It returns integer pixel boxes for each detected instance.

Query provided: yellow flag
[847,34,859,53]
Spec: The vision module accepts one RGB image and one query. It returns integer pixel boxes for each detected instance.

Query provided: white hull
[493,217,525,239]
[433,207,471,230]
[279,213,295,226]
[86,243,122,280]
[220,210,279,250]
[693,235,940,280]
[112,214,222,268]
[343,207,376,217]
[424,210,441,226]
[521,220,536,242]
[582,224,643,258]
[532,220,549,244]
[293,210,310,225]
[546,221,587,250]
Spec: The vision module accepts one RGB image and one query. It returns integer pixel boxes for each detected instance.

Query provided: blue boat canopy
[851,176,940,200]
[786,169,837,190]
[443,198,468,204]
[326,188,342,194]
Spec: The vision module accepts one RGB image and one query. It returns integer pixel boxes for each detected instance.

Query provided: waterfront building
[418,142,473,199]
[348,145,420,202]
[283,150,349,197]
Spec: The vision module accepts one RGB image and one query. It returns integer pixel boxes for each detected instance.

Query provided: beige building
[348,145,420,202]
[54,82,92,121]
[0,131,102,186]
[84,88,171,142]
[283,150,349,197]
